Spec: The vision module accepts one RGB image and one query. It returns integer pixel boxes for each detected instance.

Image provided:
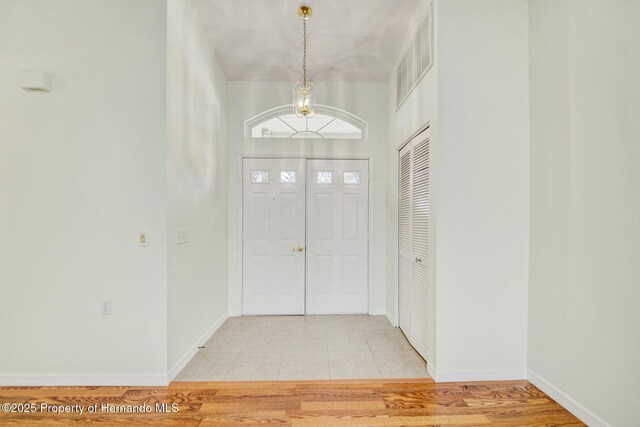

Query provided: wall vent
[396,3,434,109]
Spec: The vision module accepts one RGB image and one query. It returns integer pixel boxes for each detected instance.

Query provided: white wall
[227,82,388,316]
[528,1,640,426]
[386,0,439,358]
[387,0,530,378]
[0,0,168,382]
[166,0,229,374]
[434,0,530,380]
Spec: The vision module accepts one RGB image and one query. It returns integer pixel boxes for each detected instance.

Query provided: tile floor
[175,315,429,381]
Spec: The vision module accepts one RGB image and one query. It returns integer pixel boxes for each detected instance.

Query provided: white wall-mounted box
[20,70,52,92]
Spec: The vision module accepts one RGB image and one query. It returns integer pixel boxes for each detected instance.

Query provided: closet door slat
[398,148,413,333]
[411,137,431,357]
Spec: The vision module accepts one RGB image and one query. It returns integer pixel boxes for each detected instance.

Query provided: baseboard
[385,310,398,327]
[528,369,611,427]
[0,373,167,387]
[368,308,386,316]
[426,362,437,379]
[433,368,527,383]
[167,311,228,383]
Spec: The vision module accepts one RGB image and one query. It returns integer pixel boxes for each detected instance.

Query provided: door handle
[415,257,422,263]
[293,246,305,252]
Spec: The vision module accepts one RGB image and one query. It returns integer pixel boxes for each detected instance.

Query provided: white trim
[394,123,431,354]
[0,373,167,387]
[528,369,612,427]
[233,154,244,316]
[384,309,398,327]
[168,312,229,382]
[395,0,434,111]
[433,368,527,383]
[367,156,376,316]
[427,362,437,379]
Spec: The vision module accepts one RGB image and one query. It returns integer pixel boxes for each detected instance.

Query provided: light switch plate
[20,70,52,92]
[101,300,112,315]
[176,229,189,245]
[139,231,148,247]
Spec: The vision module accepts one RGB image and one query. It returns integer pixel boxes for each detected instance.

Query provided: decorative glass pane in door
[343,171,361,185]
[280,170,296,183]
[316,171,333,184]
[251,170,269,184]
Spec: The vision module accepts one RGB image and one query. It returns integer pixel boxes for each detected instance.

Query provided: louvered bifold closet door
[398,146,413,333]
[411,137,431,358]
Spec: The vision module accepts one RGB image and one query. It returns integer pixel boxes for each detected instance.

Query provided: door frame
[394,123,431,328]
[237,153,375,315]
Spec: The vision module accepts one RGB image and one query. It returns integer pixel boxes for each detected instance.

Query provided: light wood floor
[0,378,585,426]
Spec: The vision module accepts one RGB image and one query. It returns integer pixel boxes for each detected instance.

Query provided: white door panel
[242,158,306,315]
[411,138,431,353]
[398,143,412,333]
[307,159,369,314]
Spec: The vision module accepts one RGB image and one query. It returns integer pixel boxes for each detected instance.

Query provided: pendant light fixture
[293,4,316,118]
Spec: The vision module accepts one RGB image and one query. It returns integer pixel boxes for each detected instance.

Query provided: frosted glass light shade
[293,82,316,118]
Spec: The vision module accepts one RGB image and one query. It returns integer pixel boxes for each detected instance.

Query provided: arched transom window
[245,105,368,140]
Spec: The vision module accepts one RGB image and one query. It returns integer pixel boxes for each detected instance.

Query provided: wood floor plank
[199,401,300,413]
[0,379,586,426]
[290,414,491,427]
[463,397,550,407]
[0,386,130,397]
[300,400,387,411]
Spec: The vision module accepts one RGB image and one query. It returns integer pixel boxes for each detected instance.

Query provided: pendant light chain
[303,19,307,87]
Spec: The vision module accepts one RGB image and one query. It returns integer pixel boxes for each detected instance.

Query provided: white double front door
[242,158,369,315]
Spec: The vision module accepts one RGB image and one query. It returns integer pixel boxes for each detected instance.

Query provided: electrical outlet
[139,231,148,247]
[176,229,189,245]
[101,300,112,315]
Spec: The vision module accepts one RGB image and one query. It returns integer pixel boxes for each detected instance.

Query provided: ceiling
[193,0,419,82]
